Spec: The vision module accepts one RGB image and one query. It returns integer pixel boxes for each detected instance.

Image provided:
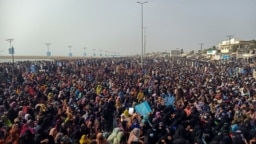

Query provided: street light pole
[6,38,14,85]
[226,35,233,51]
[137,1,147,68]
[45,43,51,56]
[199,43,204,53]
[144,26,147,57]
[83,47,86,57]
[68,46,72,57]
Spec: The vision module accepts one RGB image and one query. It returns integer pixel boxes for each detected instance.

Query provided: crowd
[0,57,256,144]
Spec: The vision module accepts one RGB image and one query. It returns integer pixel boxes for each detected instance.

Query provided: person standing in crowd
[0,58,256,144]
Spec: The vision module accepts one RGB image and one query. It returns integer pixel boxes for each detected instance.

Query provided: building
[217,38,252,54]
[170,50,181,57]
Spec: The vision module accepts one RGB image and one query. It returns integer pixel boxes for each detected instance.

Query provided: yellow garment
[48,93,53,101]
[65,113,73,123]
[40,104,46,112]
[137,92,144,102]
[123,109,130,118]
[1,115,12,128]
[79,135,91,144]
[96,85,102,95]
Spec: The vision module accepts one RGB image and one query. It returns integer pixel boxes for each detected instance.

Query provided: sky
[0,0,256,57]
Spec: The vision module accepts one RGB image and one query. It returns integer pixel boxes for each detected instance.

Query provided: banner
[8,47,14,54]
[135,101,152,116]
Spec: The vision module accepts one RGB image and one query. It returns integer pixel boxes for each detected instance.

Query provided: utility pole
[226,35,234,61]
[45,43,51,56]
[144,26,147,57]
[83,47,87,57]
[226,35,233,51]
[137,1,148,68]
[199,43,204,53]
[6,39,14,86]
[68,46,72,57]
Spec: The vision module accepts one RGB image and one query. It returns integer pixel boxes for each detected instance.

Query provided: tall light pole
[45,43,51,56]
[83,47,87,57]
[6,39,14,85]
[226,35,234,60]
[226,35,233,51]
[137,1,147,68]
[199,43,204,53]
[68,46,72,57]
[144,26,147,57]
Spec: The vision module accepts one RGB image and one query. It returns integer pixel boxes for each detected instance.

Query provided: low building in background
[170,50,181,57]
[217,38,252,54]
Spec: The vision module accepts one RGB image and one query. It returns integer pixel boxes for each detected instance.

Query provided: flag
[135,101,152,116]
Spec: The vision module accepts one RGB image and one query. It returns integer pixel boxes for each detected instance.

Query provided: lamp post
[45,43,51,56]
[199,43,204,53]
[226,35,233,60]
[226,35,233,51]
[68,46,72,57]
[144,26,147,57]
[83,47,87,57]
[137,1,147,68]
[6,38,14,85]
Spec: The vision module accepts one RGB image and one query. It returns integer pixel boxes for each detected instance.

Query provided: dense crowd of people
[0,57,256,144]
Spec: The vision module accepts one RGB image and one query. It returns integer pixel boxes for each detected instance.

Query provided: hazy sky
[1,0,256,57]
